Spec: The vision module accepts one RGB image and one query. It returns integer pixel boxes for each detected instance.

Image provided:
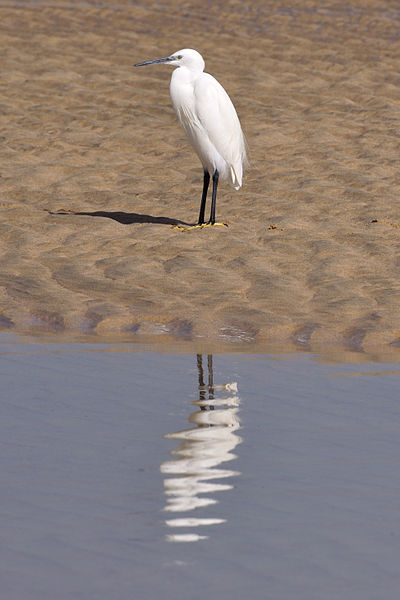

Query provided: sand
[1,0,400,354]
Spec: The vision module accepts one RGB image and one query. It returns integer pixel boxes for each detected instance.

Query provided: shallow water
[1,335,400,599]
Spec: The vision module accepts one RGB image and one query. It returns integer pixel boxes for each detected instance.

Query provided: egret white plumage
[135,49,247,229]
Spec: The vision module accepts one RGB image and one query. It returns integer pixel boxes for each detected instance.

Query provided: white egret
[135,49,247,229]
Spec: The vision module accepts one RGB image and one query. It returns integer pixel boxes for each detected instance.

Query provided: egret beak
[134,56,175,67]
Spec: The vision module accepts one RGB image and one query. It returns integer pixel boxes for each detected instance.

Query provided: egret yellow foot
[173,222,228,232]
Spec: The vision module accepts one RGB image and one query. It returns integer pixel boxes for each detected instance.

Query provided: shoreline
[2,330,400,365]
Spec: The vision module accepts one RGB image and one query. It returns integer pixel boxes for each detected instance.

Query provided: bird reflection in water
[160,354,242,542]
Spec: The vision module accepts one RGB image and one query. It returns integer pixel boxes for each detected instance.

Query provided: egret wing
[194,73,246,185]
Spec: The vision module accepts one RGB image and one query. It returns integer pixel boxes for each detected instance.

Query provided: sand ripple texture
[1,0,400,354]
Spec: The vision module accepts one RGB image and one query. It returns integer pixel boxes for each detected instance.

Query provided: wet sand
[1,1,400,354]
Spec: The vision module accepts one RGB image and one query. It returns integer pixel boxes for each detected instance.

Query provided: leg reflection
[160,355,242,543]
[197,354,215,409]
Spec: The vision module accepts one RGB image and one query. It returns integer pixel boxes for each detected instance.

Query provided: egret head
[135,49,205,72]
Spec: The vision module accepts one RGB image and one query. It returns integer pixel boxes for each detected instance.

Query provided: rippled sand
[1,0,400,354]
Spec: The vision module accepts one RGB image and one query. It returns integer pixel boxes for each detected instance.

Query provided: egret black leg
[198,170,210,225]
[208,169,219,225]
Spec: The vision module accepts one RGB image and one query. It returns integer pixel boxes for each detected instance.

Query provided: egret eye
[177,55,183,59]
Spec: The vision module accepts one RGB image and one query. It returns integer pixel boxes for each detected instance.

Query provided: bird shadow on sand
[49,209,191,227]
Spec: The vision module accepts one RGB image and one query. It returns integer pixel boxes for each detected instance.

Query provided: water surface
[1,336,400,598]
